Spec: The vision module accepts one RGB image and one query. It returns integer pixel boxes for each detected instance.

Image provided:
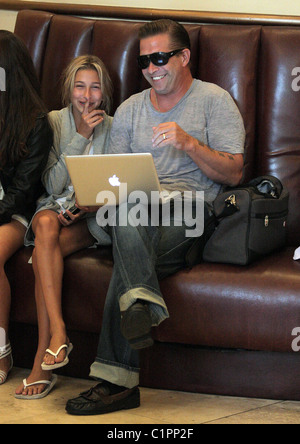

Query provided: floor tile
[0,367,299,424]
[207,401,300,424]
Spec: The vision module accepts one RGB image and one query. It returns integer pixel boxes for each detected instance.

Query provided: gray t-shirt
[109,79,245,204]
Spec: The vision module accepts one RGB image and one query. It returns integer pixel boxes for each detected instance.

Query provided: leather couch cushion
[157,248,300,353]
[9,247,300,354]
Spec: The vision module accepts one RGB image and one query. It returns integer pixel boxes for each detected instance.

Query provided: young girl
[0,31,52,386]
[15,55,113,399]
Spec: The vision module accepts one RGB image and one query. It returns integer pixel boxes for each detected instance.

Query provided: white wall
[18,0,300,15]
[0,10,18,31]
[1,0,300,32]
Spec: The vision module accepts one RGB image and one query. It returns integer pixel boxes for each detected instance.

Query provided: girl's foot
[41,335,73,370]
[15,368,52,397]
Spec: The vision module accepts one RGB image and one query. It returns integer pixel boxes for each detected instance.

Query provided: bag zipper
[252,210,288,227]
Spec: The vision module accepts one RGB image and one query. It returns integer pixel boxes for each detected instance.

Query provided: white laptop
[65,153,163,206]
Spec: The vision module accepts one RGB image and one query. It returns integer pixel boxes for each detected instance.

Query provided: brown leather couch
[7,8,300,401]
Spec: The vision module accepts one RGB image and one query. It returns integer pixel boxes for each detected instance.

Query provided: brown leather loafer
[120,302,154,349]
[65,382,140,416]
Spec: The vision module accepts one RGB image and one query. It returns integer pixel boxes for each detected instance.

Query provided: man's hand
[152,122,195,153]
[152,121,243,186]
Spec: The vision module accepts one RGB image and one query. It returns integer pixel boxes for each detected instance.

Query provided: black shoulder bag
[202,175,289,265]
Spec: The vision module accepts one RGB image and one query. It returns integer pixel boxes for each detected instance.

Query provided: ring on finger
[163,133,166,140]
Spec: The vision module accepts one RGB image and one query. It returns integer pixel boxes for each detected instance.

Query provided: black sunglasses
[137,48,185,70]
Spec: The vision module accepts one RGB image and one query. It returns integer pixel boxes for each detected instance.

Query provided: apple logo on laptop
[109,174,121,187]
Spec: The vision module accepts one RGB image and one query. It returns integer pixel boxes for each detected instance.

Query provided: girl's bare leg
[31,210,65,366]
[0,221,26,380]
[15,250,52,396]
[16,213,95,396]
[41,217,95,366]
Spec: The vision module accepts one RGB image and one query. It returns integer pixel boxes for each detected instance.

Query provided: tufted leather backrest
[197,25,261,185]
[14,10,54,81]
[256,28,300,245]
[91,20,142,112]
[14,10,300,245]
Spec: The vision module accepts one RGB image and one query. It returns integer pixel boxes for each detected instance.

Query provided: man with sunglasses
[66,19,245,416]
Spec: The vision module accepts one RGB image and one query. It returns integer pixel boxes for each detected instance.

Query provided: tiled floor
[1,367,299,424]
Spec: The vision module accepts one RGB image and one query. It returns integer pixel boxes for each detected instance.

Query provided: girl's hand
[58,207,85,226]
[76,204,101,213]
[77,101,105,139]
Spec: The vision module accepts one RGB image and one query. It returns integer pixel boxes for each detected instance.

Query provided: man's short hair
[138,19,191,51]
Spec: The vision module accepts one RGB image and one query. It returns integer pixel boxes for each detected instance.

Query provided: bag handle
[215,175,283,222]
[247,175,283,198]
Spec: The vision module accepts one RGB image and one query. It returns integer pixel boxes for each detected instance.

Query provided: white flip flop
[0,342,13,385]
[41,343,73,371]
[15,374,58,400]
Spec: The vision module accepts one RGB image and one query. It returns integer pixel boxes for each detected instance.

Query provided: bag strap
[216,193,240,220]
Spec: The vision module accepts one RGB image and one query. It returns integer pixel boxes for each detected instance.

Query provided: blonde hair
[61,55,113,114]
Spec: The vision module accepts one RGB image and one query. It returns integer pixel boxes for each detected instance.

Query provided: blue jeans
[90,200,208,388]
